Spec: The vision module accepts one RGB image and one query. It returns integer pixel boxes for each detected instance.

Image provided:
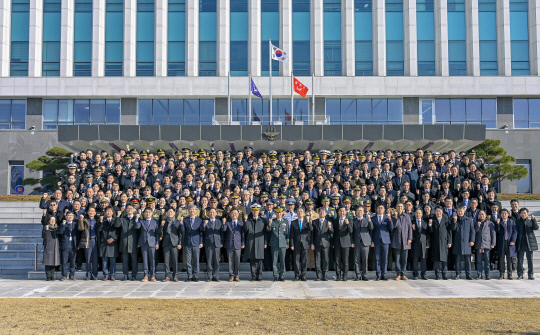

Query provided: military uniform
[267,215,290,280]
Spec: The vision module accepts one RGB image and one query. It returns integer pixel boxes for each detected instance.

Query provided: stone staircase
[0,201,538,279]
[0,202,43,275]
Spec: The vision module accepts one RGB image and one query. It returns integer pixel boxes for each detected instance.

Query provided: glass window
[386,0,404,76]
[326,99,341,124]
[42,0,61,76]
[9,161,25,195]
[230,1,248,76]
[74,0,92,76]
[10,0,30,76]
[421,100,433,124]
[199,0,216,76]
[261,2,279,76]
[433,98,496,128]
[293,0,310,76]
[105,0,124,76]
[357,99,372,122]
[417,0,435,76]
[516,159,531,193]
[355,0,373,76]
[0,100,26,129]
[325,99,403,124]
[447,0,466,76]
[510,0,529,75]
[341,99,357,123]
[514,98,540,128]
[136,0,155,76]
[324,0,342,76]
[168,0,186,76]
[137,99,215,124]
[435,99,451,123]
[43,99,119,128]
[479,0,497,75]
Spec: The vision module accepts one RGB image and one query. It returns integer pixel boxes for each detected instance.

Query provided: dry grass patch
[0,298,539,334]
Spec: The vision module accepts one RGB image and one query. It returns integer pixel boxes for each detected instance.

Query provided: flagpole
[290,71,294,125]
[312,72,315,125]
[269,39,272,125]
[248,75,252,125]
[228,71,231,124]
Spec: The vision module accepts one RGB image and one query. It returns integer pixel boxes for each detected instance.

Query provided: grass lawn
[0,298,539,334]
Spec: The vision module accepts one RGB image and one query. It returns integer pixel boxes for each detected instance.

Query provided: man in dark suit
[371,204,393,280]
[494,209,517,280]
[352,206,373,281]
[333,207,353,281]
[182,205,204,282]
[427,206,453,280]
[117,205,141,281]
[201,208,223,282]
[411,208,429,280]
[97,207,120,281]
[311,207,333,281]
[243,204,268,281]
[222,208,245,281]
[390,203,413,280]
[145,163,163,186]
[451,206,475,280]
[136,207,159,281]
[158,208,184,282]
[58,211,78,280]
[121,168,140,190]
[290,207,312,281]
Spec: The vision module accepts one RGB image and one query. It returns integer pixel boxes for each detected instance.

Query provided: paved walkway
[1,278,539,299]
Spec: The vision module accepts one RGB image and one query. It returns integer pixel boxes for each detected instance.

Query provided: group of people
[40,146,539,283]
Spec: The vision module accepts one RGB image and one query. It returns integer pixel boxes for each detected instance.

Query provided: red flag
[293,77,309,98]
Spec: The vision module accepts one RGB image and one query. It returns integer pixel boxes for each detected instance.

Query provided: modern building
[0,0,538,195]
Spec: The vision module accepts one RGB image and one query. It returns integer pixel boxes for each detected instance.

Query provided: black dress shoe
[257,278,263,282]
[353,277,359,281]
[466,274,473,280]
[279,277,285,282]
[375,276,380,281]
[435,275,440,280]
[362,276,369,281]
[131,277,136,281]
[422,276,428,280]
[485,276,490,280]
[517,275,523,280]
[301,277,307,282]
[193,278,199,282]
[442,275,448,280]
[507,274,513,280]
[206,278,211,282]
[477,274,483,280]
[215,278,220,282]
[382,276,388,281]
[342,278,347,282]
[529,275,535,280]
[273,277,278,282]
[293,277,299,281]
[322,277,328,281]
[335,277,340,281]
[185,278,191,282]
[454,274,460,280]
[90,276,97,280]
[122,276,128,281]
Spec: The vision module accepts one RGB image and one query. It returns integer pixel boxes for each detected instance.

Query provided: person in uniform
[267,206,290,281]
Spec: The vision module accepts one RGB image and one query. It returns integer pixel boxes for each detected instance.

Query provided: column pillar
[311,0,324,76]
[217,0,229,76]
[248,0,261,76]
[528,0,540,76]
[155,0,167,77]
[60,0,74,77]
[372,0,386,76]
[28,0,43,77]
[92,0,105,77]
[0,0,11,77]
[280,0,292,76]
[497,0,511,76]
[434,0,449,76]
[185,0,198,76]
[466,0,480,76]
[403,0,417,76]
[123,0,136,77]
[342,0,355,76]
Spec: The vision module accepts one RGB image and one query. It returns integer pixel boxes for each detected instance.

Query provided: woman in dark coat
[42,216,61,281]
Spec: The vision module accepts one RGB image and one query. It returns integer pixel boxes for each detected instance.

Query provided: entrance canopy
[58,124,486,154]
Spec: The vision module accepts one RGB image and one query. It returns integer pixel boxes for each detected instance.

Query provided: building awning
[58,124,486,153]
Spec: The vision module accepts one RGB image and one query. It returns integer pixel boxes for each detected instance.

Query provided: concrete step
[0,207,44,213]
[2,268,32,275]
[0,202,40,208]
[0,250,43,259]
[0,229,44,236]
[0,243,38,251]
[27,269,540,281]
[0,213,42,219]
[0,236,43,244]
[0,223,44,230]
[0,259,38,268]
[0,219,43,224]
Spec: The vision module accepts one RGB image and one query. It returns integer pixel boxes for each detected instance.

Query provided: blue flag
[251,78,263,99]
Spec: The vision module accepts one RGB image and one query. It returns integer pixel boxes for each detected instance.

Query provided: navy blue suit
[183,216,204,279]
[135,218,159,278]
[371,214,394,277]
[222,220,245,279]
[58,221,78,278]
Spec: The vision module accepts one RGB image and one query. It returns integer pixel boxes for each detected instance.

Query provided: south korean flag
[271,44,289,63]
